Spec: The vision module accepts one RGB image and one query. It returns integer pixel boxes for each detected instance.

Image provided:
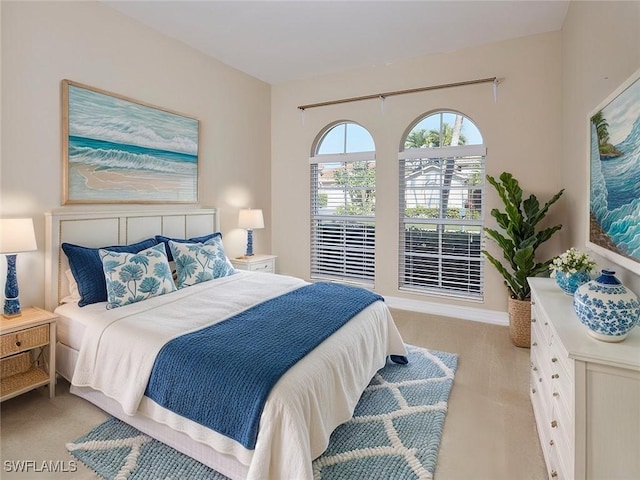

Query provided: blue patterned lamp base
[3,254,22,318]
[245,229,255,256]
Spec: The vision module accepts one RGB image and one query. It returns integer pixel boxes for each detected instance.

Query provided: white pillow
[99,243,176,309]
[61,268,81,304]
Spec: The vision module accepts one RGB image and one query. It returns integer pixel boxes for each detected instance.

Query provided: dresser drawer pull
[544,321,549,326]
[551,374,559,379]
[15,341,21,347]
[553,392,559,397]
[532,388,537,394]
[549,439,554,446]
[551,471,558,478]
[532,342,538,346]
[551,357,558,362]
[551,420,558,428]
[531,318,537,323]
[533,366,538,371]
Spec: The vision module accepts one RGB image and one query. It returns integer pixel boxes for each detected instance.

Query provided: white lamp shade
[238,209,264,230]
[0,218,37,254]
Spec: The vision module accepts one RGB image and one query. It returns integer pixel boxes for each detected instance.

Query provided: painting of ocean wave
[589,69,640,273]
[63,80,198,203]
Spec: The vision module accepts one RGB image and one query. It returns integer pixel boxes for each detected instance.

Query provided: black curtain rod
[297,76,498,111]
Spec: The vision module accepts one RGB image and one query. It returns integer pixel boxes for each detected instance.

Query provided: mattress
[55,301,106,350]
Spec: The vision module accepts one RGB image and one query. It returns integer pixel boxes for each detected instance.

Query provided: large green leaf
[484,172,563,300]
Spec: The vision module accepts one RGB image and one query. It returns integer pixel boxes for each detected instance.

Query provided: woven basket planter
[508,297,531,348]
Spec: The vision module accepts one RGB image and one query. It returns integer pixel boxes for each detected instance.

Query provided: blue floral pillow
[169,237,235,289]
[99,244,177,309]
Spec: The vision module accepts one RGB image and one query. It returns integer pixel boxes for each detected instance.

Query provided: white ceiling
[104,0,570,85]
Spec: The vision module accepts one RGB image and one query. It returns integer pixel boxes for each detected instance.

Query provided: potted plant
[549,248,597,295]
[483,172,564,347]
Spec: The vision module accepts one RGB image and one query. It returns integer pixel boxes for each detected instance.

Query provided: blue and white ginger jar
[573,269,640,342]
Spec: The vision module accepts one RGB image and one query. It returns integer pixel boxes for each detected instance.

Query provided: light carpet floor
[0,309,546,479]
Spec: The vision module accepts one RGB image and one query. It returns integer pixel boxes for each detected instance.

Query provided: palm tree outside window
[399,111,486,298]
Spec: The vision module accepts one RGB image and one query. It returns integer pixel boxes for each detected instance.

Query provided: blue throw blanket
[145,282,398,450]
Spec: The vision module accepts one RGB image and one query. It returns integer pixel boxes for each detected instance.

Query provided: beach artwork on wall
[62,80,199,204]
[588,68,640,274]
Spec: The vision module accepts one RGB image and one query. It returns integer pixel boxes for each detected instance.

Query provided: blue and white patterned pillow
[99,244,177,309]
[169,237,236,289]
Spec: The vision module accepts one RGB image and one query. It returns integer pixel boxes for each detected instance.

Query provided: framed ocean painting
[62,80,199,204]
[587,68,640,274]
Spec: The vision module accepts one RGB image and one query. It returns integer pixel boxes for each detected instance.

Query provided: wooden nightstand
[1,307,57,401]
[231,254,277,273]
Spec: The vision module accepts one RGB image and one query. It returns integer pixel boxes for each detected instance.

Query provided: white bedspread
[71,271,407,479]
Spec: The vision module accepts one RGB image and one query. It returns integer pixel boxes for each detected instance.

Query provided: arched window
[310,122,375,285]
[398,111,485,298]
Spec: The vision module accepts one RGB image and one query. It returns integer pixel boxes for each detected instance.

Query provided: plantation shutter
[398,144,486,298]
[310,151,376,285]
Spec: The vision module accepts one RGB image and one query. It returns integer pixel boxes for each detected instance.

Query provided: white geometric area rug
[67,345,458,480]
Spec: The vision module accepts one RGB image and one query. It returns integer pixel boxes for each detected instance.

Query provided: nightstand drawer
[249,260,273,273]
[230,255,277,273]
[0,324,49,358]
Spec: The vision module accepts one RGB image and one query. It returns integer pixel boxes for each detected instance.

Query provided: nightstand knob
[549,439,554,446]
[551,420,558,428]
[532,388,537,394]
[551,471,558,478]
[531,318,537,323]
[551,357,558,362]
[15,340,21,347]
[532,342,538,346]
[553,392,559,397]
[552,373,559,379]
[533,366,538,371]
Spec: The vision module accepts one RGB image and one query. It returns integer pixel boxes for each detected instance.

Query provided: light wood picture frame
[62,80,199,204]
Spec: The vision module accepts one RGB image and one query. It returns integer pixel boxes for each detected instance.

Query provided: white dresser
[528,277,640,480]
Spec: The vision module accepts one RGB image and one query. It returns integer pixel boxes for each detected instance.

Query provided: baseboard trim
[384,295,509,326]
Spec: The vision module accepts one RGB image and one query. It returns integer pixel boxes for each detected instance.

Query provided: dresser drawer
[0,324,49,358]
[549,341,573,413]
[531,296,552,346]
[547,444,567,480]
[531,364,553,422]
[551,402,574,480]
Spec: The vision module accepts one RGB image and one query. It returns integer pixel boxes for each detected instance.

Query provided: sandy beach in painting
[68,163,197,203]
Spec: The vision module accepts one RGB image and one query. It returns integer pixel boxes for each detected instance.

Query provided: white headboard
[45,207,219,311]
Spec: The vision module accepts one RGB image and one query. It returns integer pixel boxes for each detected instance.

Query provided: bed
[45,208,407,480]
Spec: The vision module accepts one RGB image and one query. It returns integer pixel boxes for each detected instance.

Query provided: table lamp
[0,218,37,318]
[238,209,264,257]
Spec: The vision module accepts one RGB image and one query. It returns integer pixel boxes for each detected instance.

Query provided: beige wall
[1,1,271,309]
[561,0,640,293]
[3,1,638,315]
[272,32,563,313]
